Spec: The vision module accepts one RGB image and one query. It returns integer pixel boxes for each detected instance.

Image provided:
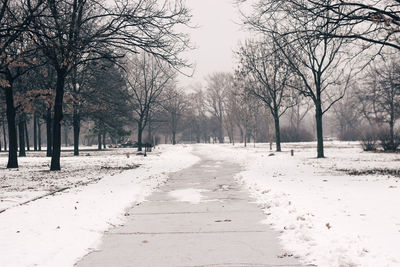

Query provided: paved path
[76,149,307,267]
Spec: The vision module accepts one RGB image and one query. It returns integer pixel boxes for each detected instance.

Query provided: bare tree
[231,75,260,147]
[288,96,312,131]
[248,97,267,147]
[127,53,174,151]
[187,86,210,143]
[161,86,187,145]
[67,62,89,156]
[205,72,233,143]
[237,40,295,151]
[332,88,361,141]
[357,58,400,149]
[224,86,239,145]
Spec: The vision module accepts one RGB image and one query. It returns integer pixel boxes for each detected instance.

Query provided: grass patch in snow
[339,168,400,178]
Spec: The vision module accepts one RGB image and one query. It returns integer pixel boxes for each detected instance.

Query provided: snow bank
[196,143,400,267]
[0,145,199,267]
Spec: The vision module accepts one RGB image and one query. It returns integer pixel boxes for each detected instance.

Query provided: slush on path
[76,149,308,267]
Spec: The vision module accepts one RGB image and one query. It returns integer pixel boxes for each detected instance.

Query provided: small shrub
[378,129,400,151]
[280,127,314,142]
[338,128,361,141]
[360,128,378,151]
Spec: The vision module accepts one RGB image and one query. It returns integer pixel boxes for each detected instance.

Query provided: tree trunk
[137,121,143,151]
[232,127,235,146]
[73,107,80,156]
[103,133,106,149]
[24,120,30,151]
[239,127,243,143]
[196,130,200,143]
[46,108,52,157]
[64,125,68,147]
[147,117,152,145]
[3,120,7,152]
[88,136,95,146]
[50,72,66,171]
[218,123,224,143]
[5,87,18,168]
[34,114,37,151]
[389,110,395,150]
[18,120,26,157]
[227,129,232,144]
[390,121,394,149]
[273,115,281,152]
[172,131,176,145]
[315,103,324,158]
[110,136,115,145]
[244,129,247,147]
[97,133,102,150]
[38,118,41,151]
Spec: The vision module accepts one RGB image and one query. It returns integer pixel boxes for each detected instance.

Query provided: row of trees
[175,0,400,157]
[232,0,400,157]
[0,0,191,170]
[0,51,194,156]
[151,72,274,147]
[126,0,400,156]
[156,0,400,156]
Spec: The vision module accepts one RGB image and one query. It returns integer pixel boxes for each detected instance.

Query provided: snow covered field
[2,142,399,267]
[196,142,400,267]
[0,145,199,267]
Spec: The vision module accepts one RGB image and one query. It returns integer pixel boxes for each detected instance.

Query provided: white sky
[178,0,248,89]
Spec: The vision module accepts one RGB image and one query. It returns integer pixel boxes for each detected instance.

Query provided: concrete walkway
[76,150,307,267]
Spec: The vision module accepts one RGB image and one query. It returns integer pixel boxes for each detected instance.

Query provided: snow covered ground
[2,142,399,267]
[0,145,199,267]
[196,142,400,267]
[0,147,143,211]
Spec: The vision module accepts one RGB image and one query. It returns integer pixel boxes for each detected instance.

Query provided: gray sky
[178,0,247,89]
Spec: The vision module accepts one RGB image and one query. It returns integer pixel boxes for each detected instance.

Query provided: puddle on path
[200,164,213,168]
[168,188,209,204]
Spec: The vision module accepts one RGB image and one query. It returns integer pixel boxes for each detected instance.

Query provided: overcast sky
[178,0,248,89]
